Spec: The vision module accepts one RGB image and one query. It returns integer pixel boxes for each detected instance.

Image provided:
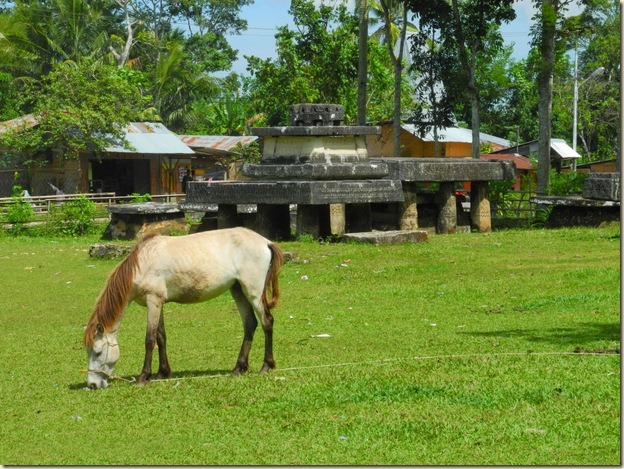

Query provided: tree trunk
[536,0,558,195]
[357,0,368,125]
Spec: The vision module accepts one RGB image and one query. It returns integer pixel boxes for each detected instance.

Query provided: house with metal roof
[0,116,258,197]
[491,138,581,172]
[365,122,511,158]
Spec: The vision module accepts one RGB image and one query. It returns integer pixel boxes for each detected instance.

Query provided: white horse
[83,227,284,389]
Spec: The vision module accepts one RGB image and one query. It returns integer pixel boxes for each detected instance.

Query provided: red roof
[481,153,533,171]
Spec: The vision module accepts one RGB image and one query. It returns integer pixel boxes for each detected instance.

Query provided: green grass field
[0,225,620,465]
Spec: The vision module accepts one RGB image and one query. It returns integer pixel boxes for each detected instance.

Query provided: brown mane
[83,245,141,347]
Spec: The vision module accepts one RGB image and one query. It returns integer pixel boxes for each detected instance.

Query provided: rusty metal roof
[0,114,38,133]
[481,153,533,171]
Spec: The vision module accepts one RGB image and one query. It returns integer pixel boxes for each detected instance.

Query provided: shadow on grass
[68,368,233,390]
[462,322,621,350]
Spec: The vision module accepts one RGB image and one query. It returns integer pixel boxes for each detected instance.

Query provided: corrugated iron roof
[550,138,581,159]
[178,135,258,151]
[105,122,195,154]
[403,124,511,148]
[481,153,533,170]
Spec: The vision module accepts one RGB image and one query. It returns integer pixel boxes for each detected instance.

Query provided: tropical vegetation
[0,0,619,168]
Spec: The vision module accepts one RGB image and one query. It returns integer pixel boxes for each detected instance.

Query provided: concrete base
[342,230,428,245]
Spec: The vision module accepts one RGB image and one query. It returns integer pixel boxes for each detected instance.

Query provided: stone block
[378,158,517,182]
[182,180,404,206]
[582,173,620,201]
[342,230,428,245]
[289,103,344,126]
[89,243,134,259]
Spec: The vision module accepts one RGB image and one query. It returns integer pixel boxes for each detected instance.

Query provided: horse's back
[134,228,274,303]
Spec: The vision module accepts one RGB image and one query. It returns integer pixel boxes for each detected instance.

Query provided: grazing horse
[83,227,284,389]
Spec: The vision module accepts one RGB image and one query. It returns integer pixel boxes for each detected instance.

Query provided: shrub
[5,185,35,234]
[48,195,97,236]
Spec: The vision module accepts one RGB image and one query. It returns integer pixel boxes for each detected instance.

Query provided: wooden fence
[0,192,186,216]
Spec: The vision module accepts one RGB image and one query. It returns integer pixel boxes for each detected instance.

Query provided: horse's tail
[261,242,284,312]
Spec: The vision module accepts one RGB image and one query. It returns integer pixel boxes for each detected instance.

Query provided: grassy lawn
[0,225,620,465]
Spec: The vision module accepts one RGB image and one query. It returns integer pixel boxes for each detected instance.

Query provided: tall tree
[0,59,148,162]
[375,0,415,158]
[408,0,515,160]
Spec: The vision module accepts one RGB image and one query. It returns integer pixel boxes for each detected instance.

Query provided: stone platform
[531,195,620,228]
[342,230,428,245]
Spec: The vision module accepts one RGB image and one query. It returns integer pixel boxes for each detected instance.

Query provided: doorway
[90,159,151,196]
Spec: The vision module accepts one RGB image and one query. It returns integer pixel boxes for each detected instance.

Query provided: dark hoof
[259,362,275,374]
[232,365,248,376]
[136,376,151,386]
[154,371,171,380]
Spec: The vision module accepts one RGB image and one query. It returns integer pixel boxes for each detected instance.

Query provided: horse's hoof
[231,367,247,376]
[136,377,151,386]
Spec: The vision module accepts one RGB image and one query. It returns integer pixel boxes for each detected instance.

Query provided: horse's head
[85,324,119,389]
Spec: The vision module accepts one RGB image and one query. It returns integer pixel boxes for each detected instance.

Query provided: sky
[220,0,585,77]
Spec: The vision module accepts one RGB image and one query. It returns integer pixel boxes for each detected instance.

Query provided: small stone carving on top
[289,103,344,126]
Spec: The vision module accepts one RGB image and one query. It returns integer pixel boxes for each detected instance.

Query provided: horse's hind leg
[258,308,275,374]
[231,282,258,375]
[154,311,171,380]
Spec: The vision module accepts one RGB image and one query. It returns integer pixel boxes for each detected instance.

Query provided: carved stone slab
[181,180,404,207]
[243,162,389,180]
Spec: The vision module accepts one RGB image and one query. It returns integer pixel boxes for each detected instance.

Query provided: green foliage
[244,0,409,125]
[4,184,35,232]
[547,169,588,196]
[127,193,152,204]
[47,195,97,236]
[0,59,149,161]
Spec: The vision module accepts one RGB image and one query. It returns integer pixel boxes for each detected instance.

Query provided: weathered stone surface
[243,162,389,180]
[289,103,345,126]
[103,202,188,240]
[378,157,517,182]
[182,180,404,207]
[106,202,182,215]
[89,243,134,259]
[437,182,457,234]
[258,135,370,164]
[529,195,620,228]
[342,230,428,245]
[470,181,492,233]
[582,172,620,201]
[530,195,620,207]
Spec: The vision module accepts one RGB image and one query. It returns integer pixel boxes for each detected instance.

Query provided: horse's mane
[83,244,142,347]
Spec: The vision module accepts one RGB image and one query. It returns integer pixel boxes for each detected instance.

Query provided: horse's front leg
[137,297,163,386]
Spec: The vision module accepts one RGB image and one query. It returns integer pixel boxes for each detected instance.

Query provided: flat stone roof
[250,126,381,137]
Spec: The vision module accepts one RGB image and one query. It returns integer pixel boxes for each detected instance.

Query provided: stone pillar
[436,182,457,234]
[217,204,238,229]
[399,181,418,230]
[346,203,372,233]
[329,203,346,236]
[256,204,291,240]
[296,204,320,238]
[470,181,491,232]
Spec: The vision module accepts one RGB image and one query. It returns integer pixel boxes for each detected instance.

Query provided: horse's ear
[96,323,104,335]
